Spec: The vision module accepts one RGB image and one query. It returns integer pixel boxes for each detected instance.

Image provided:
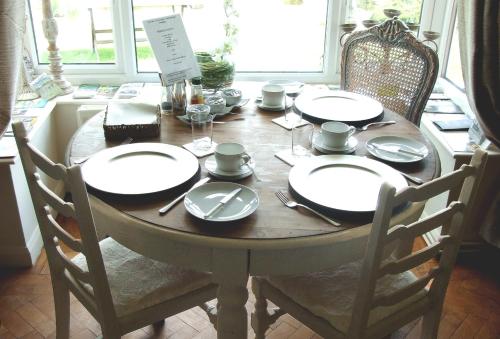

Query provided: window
[132,0,329,74]
[346,0,423,29]
[28,0,116,64]
[25,0,449,83]
[445,20,465,89]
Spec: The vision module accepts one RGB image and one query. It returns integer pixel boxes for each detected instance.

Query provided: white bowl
[204,94,226,114]
[221,88,242,106]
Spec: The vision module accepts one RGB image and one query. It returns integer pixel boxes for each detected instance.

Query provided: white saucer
[184,182,259,222]
[313,134,358,154]
[205,155,255,180]
[256,97,294,111]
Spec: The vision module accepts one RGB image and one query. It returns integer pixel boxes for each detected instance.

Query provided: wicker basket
[103,102,160,140]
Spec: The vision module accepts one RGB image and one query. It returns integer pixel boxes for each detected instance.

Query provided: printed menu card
[143,14,200,85]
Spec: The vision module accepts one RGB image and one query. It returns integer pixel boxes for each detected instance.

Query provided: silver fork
[275,191,343,228]
[356,120,396,131]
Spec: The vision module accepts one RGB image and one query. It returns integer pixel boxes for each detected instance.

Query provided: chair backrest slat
[394,166,475,205]
[379,236,451,277]
[371,268,440,309]
[55,246,93,284]
[26,141,68,181]
[36,178,76,218]
[46,212,84,252]
[347,149,487,337]
[385,202,464,245]
[12,122,117,324]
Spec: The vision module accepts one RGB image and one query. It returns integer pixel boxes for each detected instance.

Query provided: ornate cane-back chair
[13,122,218,339]
[341,17,439,125]
[251,149,487,339]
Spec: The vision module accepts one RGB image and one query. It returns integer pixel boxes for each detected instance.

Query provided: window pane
[445,21,465,89]
[28,0,116,64]
[133,0,329,73]
[347,0,423,28]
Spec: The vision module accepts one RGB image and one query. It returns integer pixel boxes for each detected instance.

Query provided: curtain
[457,0,500,247]
[458,0,500,146]
[0,1,26,138]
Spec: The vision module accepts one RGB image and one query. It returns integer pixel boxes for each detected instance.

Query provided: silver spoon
[357,120,396,131]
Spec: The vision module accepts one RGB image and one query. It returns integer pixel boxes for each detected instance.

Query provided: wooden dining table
[66,85,440,338]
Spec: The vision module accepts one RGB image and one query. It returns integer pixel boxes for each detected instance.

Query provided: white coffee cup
[215,143,251,172]
[262,84,285,107]
[321,121,355,148]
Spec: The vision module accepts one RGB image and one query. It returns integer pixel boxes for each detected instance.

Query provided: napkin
[272,116,311,130]
[183,140,218,158]
[275,149,314,167]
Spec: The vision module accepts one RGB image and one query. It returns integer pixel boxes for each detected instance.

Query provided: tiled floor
[1,220,499,338]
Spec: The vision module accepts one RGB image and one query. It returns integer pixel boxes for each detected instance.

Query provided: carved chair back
[341,17,439,125]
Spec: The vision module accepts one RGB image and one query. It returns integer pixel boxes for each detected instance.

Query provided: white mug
[262,84,285,107]
[215,143,251,172]
[321,121,355,148]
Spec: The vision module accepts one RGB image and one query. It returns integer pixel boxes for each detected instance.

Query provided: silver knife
[204,187,242,219]
[371,143,423,157]
[158,177,210,215]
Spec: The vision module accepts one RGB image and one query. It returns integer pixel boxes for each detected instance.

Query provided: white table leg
[213,248,249,339]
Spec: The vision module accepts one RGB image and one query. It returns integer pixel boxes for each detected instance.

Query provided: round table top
[67,90,440,242]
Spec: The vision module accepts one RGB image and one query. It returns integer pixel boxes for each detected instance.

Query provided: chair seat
[266,260,426,333]
[72,238,212,316]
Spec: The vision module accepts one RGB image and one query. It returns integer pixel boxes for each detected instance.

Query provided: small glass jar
[190,77,204,104]
[160,84,173,115]
[172,80,187,116]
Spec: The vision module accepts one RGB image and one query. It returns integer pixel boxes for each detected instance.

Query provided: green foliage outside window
[357,0,422,23]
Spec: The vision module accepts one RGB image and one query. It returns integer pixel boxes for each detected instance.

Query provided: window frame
[25,0,452,85]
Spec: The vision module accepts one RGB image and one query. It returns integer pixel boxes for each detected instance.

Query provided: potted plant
[196,0,237,90]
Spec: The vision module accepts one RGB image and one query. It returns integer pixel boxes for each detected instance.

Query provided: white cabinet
[420,113,500,249]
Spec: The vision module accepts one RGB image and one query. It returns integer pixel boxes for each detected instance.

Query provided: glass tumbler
[292,123,314,157]
[191,110,213,151]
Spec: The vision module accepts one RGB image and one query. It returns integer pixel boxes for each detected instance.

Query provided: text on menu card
[143,14,201,85]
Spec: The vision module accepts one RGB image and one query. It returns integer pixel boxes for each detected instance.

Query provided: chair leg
[53,279,70,339]
[251,278,270,339]
[421,306,442,339]
[153,319,165,327]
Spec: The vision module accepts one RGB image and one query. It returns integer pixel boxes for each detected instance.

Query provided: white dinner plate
[205,155,255,180]
[294,90,383,123]
[313,134,358,154]
[366,136,429,163]
[184,182,259,222]
[256,97,294,111]
[82,143,199,195]
[288,155,407,213]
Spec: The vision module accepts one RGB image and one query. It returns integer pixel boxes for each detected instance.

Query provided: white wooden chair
[13,122,218,339]
[251,149,487,339]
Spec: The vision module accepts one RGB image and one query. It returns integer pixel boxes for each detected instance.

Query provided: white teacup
[262,84,285,107]
[215,143,251,172]
[321,121,355,148]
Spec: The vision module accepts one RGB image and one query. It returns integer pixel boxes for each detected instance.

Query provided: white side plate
[184,182,259,222]
[366,136,429,163]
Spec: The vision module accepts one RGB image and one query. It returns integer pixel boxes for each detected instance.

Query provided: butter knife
[158,177,210,215]
[204,187,242,219]
[371,143,424,157]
